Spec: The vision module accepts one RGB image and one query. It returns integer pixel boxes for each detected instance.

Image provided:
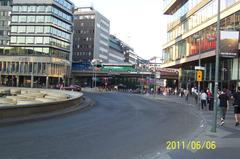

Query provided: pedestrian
[200,91,207,110]
[207,88,213,110]
[219,88,229,126]
[184,89,189,101]
[232,87,240,126]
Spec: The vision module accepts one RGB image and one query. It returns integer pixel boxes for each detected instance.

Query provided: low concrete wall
[0,87,84,119]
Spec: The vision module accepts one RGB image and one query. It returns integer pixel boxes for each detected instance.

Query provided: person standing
[184,89,189,101]
[232,87,240,126]
[200,91,208,110]
[219,89,229,126]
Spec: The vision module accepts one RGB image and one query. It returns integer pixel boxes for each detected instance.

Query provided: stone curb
[0,96,95,125]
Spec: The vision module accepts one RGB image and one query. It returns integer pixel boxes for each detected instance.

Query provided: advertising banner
[220,31,239,58]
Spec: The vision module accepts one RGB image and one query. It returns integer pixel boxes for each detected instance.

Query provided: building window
[12,6,19,12]
[45,16,51,23]
[11,26,18,33]
[36,16,44,23]
[20,6,28,12]
[36,26,43,33]
[19,16,27,23]
[10,37,17,43]
[18,26,26,33]
[44,26,50,33]
[43,48,49,54]
[26,37,34,44]
[18,37,26,44]
[37,6,45,12]
[44,37,50,44]
[12,16,18,22]
[27,16,35,23]
[27,26,35,33]
[28,6,36,12]
[35,37,43,44]
[34,48,42,55]
[46,6,52,12]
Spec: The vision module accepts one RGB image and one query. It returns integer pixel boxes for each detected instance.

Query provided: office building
[72,7,110,71]
[0,0,74,87]
[0,0,11,47]
[108,35,125,63]
[162,0,240,91]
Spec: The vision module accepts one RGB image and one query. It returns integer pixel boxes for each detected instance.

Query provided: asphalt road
[0,92,201,159]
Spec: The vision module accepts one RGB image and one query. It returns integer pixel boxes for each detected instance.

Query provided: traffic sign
[196,70,203,82]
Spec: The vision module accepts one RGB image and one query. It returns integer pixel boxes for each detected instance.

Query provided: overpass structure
[72,63,178,79]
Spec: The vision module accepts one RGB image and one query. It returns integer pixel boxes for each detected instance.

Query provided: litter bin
[208,97,214,111]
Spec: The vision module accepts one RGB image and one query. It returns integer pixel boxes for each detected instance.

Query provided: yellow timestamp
[166,140,216,150]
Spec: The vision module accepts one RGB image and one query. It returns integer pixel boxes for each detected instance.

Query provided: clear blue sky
[72,0,167,60]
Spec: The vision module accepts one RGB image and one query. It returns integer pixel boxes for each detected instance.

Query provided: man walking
[219,89,229,126]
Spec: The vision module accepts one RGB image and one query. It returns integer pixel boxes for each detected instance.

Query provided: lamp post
[212,0,221,133]
[193,33,201,110]
[91,59,102,89]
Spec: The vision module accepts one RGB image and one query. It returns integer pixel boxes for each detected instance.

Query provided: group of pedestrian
[218,87,240,126]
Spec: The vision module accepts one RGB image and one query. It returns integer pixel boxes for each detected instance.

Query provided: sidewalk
[143,94,240,159]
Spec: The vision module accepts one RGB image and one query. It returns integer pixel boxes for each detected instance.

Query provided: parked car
[62,84,81,92]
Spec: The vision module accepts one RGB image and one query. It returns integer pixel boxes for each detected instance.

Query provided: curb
[0,96,95,125]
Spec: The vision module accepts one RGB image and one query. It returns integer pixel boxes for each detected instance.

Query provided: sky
[72,0,168,60]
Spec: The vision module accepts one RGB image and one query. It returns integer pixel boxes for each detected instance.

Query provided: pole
[212,0,220,133]
[141,73,144,94]
[154,57,157,97]
[92,64,94,88]
[198,36,201,110]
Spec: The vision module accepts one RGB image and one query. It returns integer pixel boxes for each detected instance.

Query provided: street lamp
[212,0,221,133]
[91,59,102,89]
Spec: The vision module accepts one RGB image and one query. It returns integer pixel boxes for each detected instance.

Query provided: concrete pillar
[46,76,49,88]
[31,75,34,88]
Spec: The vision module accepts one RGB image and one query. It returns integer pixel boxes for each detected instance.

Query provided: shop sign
[220,31,239,58]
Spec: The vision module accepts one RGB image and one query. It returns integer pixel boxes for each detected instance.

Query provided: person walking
[232,87,240,126]
[219,89,229,126]
[200,91,208,110]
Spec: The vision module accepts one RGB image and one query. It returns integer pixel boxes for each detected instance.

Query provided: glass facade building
[0,0,74,87]
[162,0,240,91]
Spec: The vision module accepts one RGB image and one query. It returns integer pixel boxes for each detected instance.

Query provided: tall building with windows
[108,35,125,63]
[0,0,11,46]
[72,7,110,71]
[162,0,240,91]
[0,0,74,87]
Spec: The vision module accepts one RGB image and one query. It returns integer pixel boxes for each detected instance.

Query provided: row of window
[75,29,95,34]
[12,15,71,31]
[0,61,68,76]
[10,36,70,50]
[73,44,93,49]
[0,40,9,45]
[74,15,95,20]
[74,37,93,42]
[0,11,9,17]
[74,51,92,57]
[12,5,72,22]
[167,0,240,42]
[54,0,73,11]
[0,47,69,60]
[0,0,10,6]
[11,26,71,40]
[0,20,10,26]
